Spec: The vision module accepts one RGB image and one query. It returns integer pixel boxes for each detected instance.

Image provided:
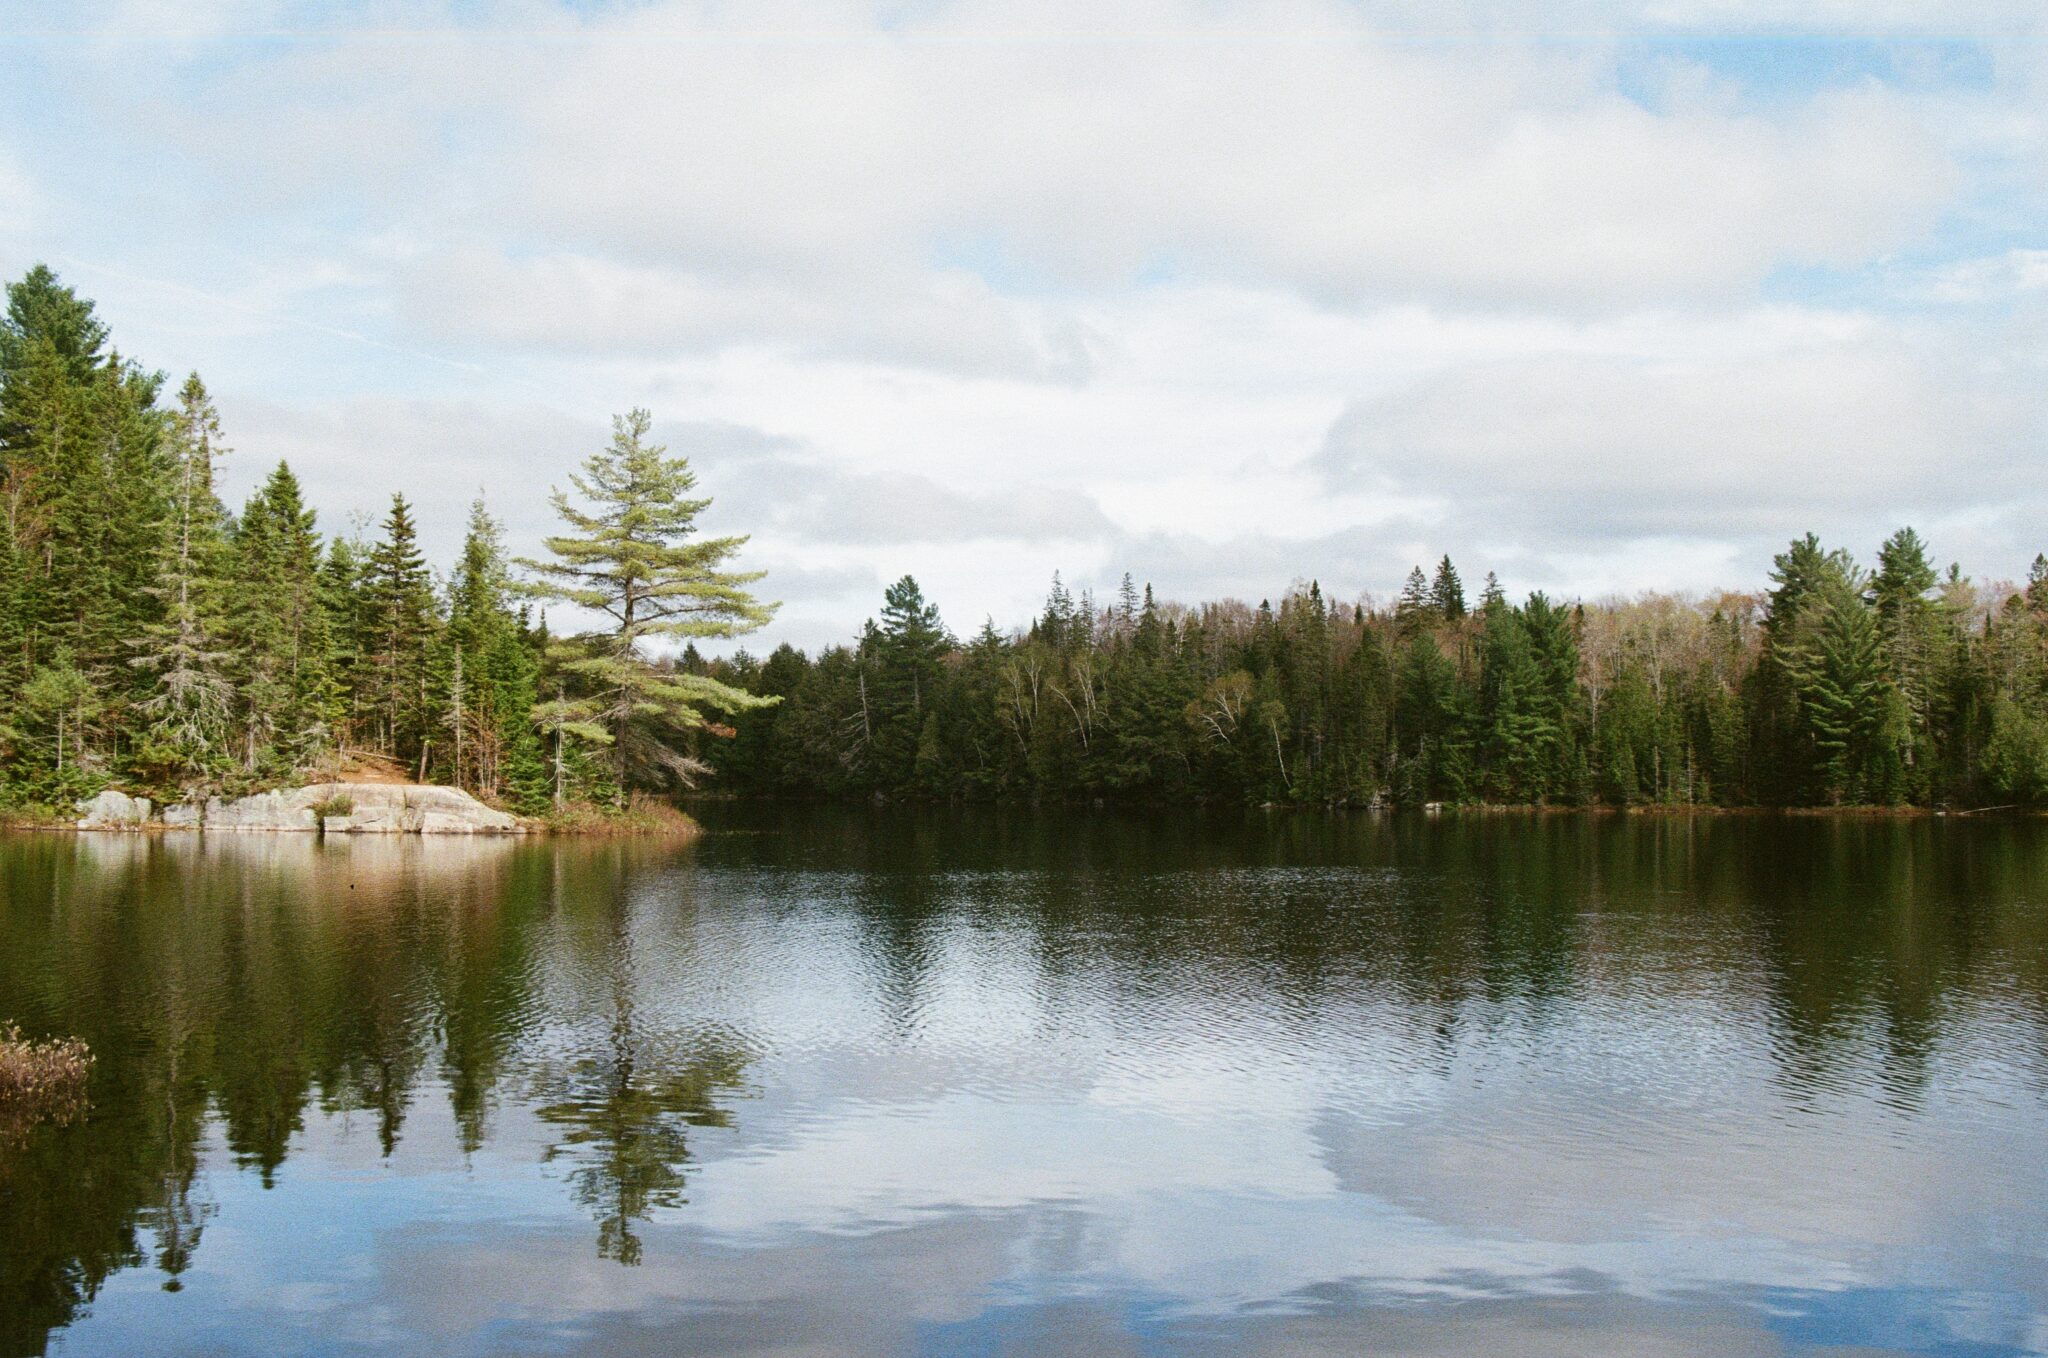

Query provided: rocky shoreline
[75,783,526,834]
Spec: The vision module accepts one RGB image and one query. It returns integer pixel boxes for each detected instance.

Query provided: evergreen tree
[127,375,233,791]
[360,494,437,767]
[870,576,951,788]
[442,496,544,802]
[1783,570,1899,803]
[519,409,777,803]
[1395,566,1434,636]
[227,465,337,775]
[1430,556,1466,620]
[1871,527,1944,796]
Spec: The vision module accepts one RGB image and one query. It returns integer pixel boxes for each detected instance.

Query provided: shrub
[0,1024,93,1142]
[310,793,355,822]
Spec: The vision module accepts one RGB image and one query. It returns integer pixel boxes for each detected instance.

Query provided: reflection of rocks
[80,783,526,834]
[76,789,152,829]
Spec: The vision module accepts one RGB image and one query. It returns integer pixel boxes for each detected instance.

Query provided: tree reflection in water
[533,1024,747,1265]
[532,895,747,1266]
[2,814,2047,1353]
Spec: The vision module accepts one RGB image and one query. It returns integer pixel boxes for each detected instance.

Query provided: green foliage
[518,409,779,805]
[0,269,712,817]
[0,262,2042,818]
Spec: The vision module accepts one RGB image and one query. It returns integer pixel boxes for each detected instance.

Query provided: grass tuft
[536,794,701,838]
[0,1024,92,1142]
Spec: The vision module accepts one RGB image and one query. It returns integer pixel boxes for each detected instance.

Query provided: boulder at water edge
[76,790,152,829]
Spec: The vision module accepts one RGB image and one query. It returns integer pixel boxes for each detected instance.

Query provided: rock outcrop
[305,783,523,834]
[76,790,152,829]
[202,790,320,832]
[81,783,525,834]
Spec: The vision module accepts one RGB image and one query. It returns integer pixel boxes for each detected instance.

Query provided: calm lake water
[2,809,2046,1357]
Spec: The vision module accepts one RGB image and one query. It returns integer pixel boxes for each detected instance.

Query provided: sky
[0,0,2043,651]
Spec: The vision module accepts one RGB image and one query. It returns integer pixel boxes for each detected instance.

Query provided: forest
[0,265,770,818]
[4,262,2048,815]
[684,544,2048,809]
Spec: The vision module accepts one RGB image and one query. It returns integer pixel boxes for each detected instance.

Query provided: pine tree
[518,409,777,803]
[1395,566,1435,636]
[320,537,368,746]
[871,576,951,788]
[1783,571,1896,803]
[1753,534,1843,803]
[361,494,437,767]
[226,465,337,775]
[1871,527,1942,795]
[0,511,27,711]
[1431,556,1466,620]
[127,375,233,791]
[443,496,543,800]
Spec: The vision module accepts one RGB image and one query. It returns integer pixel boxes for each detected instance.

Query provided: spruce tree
[227,465,337,774]
[1871,527,1942,794]
[1783,570,1897,803]
[1395,566,1434,636]
[127,375,233,791]
[1430,556,1466,620]
[444,496,544,800]
[519,409,777,802]
[872,576,950,786]
[361,494,438,767]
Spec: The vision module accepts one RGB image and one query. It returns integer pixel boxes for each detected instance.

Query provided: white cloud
[6,0,2045,640]
[1911,248,2048,303]
[397,250,1095,380]
[482,2,1952,307]
[1314,332,2048,548]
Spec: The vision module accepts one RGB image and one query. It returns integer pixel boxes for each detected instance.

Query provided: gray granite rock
[76,790,152,829]
[298,783,523,834]
[75,781,525,834]
[202,790,319,831]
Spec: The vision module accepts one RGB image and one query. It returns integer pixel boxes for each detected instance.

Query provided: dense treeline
[685,546,2048,809]
[0,266,771,815]
[5,260,2047,815]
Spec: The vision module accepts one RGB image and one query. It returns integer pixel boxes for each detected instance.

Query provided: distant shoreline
[7,784,700,838]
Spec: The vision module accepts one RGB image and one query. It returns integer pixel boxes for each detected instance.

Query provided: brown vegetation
[0,1024,92,1143]
[537,795,701,839]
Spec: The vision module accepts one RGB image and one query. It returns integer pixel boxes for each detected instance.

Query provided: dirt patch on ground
[323,751,416,786]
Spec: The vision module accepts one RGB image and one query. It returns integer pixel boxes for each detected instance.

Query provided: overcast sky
[1,1,2043,649]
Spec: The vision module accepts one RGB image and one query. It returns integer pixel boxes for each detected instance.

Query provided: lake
[2,809,2045,1357]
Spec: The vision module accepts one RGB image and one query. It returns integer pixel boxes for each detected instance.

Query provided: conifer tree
[1783,568,1899,803]
[226,465,337,774]
[871,576,951,786]
[1871,527,1944,793]
[319,537,368,745]
[519,409,777,802]
[1395,566,1434,636]
[361,494,438,766]
[127,375,233,790]
[443,496,544,800]
[1431,556,1466,620]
